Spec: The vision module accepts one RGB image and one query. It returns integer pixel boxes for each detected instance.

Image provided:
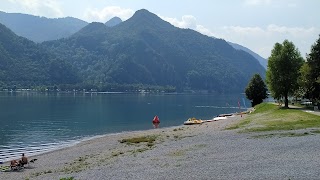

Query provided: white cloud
[243,0,299,8]
[6,0,63,17]
[267,24,316,37]
[160,15,197,29]
[160,15,217,36]
[217,25,319,58]
[223,26,265,35]
[195,25,217,37]
[159,14,319,59]
[83,6,134,22]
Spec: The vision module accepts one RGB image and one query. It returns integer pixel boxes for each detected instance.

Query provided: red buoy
[152,115,160,124]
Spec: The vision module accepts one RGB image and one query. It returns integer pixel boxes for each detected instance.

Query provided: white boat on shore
[213,116,228,121]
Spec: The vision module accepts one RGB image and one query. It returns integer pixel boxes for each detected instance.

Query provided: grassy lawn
[226,103,320,132]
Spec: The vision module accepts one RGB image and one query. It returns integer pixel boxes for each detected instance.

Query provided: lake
[0,92,249,162]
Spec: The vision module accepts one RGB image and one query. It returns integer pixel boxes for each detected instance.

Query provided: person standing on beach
[19,153,28,166]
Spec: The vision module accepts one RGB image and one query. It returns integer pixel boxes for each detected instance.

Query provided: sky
[0,0,319,59]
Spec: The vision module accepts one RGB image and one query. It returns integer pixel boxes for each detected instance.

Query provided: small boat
[213,116,227,121]
[184,117,204,125]
[152,115,160,124]
[218,113,233,117]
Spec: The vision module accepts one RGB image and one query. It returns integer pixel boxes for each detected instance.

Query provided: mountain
[105,17,122,27]
[0,23,79,88]
[228,41,267,69]
[0,11,88,42]
[42,9,266,93]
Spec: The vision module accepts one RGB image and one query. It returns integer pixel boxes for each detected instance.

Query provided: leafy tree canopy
[266,40,304,108]
[245,74,268,107]
[304,35,320,104]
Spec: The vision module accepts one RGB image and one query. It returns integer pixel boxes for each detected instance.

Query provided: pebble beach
[2,114,320,180]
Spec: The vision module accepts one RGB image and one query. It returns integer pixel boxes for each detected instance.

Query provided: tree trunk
[284,94,289,108]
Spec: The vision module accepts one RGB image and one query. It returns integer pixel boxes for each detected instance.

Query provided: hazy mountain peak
[134,9,152,16]
[105,17,122,27]
[121,9,173,30]
[130,8,159,21]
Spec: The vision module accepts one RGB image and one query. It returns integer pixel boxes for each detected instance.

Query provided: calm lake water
[0,92,249,162]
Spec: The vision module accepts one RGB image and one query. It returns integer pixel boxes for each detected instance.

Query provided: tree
[305,35,320,105]
[266,40,304,108]
[299,62,312,99]
[245,74,268,107]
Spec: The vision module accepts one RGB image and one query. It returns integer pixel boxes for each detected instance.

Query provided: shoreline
[1,109,249,164]
[2,112,320,180]
[1,114,244,180]
[1,124,185,163]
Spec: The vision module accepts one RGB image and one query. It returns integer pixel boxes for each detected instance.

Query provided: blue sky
[1,0,319,59]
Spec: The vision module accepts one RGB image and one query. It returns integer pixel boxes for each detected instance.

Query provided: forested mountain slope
[43,9,265,92]
[228,41,267,69]
[0,23,78,88]
[0,9,265,93]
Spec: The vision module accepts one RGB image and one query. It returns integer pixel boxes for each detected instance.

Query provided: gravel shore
[2,114,320,180]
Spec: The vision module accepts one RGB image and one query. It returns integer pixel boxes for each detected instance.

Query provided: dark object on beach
[30,159,37,163]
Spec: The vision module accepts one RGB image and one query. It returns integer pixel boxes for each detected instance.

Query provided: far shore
[2,111,320,180]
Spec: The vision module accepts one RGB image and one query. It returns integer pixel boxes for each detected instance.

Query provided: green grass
[119,135,157,144]
[60,177,74,180]
[111,151,124,156]
[251,132,310,138]
[167,144,207,157]
[30,169,54,178]
[253,103,278,114]
[226,103,320,132]
[225,118,251,130]
[310,129,320,134]
[59,156,90,174]
[173,127,184,131]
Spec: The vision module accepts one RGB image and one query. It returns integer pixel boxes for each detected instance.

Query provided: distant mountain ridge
[228,41,267,69]
[105,17,122,27]
[0,9,266,93]
[0,11,267,68]
[41,9,266,93]
[0,11,88,42]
